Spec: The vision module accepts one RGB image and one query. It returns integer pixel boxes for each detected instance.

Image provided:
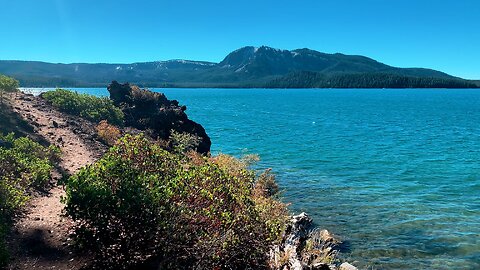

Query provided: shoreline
[14,87,480,269]
[3,89,358,270]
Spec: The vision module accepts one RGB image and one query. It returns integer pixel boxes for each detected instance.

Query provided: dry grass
[95,120,121,146]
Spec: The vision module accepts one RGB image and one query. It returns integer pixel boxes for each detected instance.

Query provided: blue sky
[1,0,479,79]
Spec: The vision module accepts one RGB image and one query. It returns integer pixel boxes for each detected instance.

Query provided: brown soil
[5,92,108,270]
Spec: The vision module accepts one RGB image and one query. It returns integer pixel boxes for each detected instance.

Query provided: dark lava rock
[107,81,211,154]
[19,96,33,101]
[66,120,78,127]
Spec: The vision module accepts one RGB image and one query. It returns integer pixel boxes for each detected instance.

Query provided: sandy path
[6,92,107,270]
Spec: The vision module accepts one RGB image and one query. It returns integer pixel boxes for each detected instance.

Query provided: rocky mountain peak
[219,46,259,68]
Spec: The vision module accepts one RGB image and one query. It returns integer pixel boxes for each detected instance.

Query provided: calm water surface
[24,88,480,269]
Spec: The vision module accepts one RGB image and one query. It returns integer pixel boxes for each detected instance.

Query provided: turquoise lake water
[25,88,480,269]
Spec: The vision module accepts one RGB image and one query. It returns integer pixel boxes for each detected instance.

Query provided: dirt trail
[6,92,107,270]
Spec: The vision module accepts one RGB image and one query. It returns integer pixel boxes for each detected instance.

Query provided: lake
[23,88,480,269]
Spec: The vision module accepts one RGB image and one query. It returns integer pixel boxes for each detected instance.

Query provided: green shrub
[252,170,288,244]
[41,89,124,126]
[0,75,19,103]
[64,134,288,269]
[65,134,182,268]
[0,133,59,267]
[169,129,201,154]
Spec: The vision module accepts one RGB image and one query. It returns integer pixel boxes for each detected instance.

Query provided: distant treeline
[266,72,479,89]
[15,76,87,88]
[14,76,263,89]
[12,73,480,89]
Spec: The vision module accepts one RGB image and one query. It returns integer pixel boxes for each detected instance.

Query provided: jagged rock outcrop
[107,81,211,154]
[271,212,355,270]
[284,213,314,269]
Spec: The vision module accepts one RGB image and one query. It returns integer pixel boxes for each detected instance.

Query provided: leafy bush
[209,153,288,243]
[96,120,122,146]
[0,133,59,267]
[41,89,124,126]
[252,170,288,244]
[65,135,179,268]
[64,134,288,269]
[169,129,201,154]
[0,75,19,103]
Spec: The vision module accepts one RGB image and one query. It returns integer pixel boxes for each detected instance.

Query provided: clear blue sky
[1,0,479,79]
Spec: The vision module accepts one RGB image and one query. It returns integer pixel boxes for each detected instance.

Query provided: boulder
[270,213,351,270]
[285,212,313,248]
[107,81,211,154]
[339,262,358,270]
[270,212,313,270]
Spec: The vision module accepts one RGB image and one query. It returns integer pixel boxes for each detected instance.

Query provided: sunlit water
[23,88,480,269]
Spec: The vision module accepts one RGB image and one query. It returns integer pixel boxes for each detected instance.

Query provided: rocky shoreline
[3,88,359,269]
[272,212,357,270]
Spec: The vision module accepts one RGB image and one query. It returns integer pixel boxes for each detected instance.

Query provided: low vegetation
[169,129,202,154]
[0,75,19,103]
[300,229,341,266]
[95,120,122,146]
[64,134,289,269]
[41,89,124,126]
[0,133,59,267]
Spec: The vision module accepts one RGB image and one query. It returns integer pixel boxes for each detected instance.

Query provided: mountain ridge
[0,46,477,88]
